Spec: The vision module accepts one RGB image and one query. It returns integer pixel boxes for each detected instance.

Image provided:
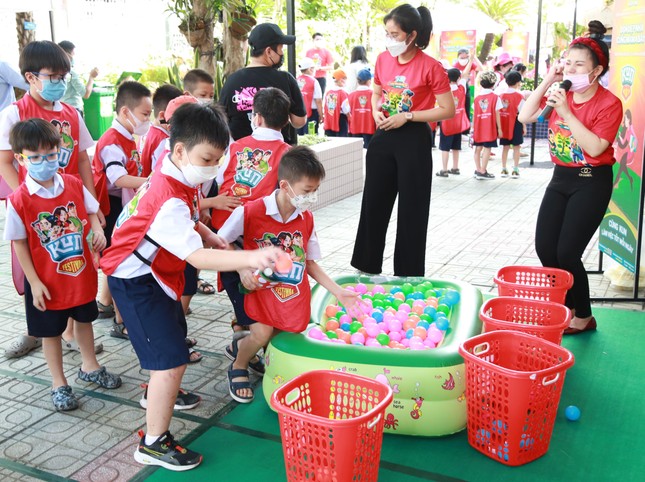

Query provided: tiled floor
[0,139,642,481]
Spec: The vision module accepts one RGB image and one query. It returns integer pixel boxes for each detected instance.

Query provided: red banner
[439,30,476,64]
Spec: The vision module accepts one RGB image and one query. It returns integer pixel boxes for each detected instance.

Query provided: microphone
[538,80,572,121]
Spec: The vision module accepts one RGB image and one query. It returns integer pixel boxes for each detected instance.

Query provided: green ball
[376,333,390,346]
[372,299,384,309]
[424,290,436,299]
[406,299,415,308]
[437,304,450,315]
[326,331,338,339]
[401,283,414,295]
[392,299,403,309]
[420,314,432,322]
[373,293,385,301]
[349,322,362,333]
[335,311,344,320]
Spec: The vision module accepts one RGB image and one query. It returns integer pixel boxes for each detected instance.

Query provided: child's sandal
[227,366,254,403]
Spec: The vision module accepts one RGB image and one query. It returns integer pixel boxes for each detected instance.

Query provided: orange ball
[325,305,339,318]
[336,330,351,344]
[403,320,416,331]
[326,320,339,331]
[385,307,397,315]
[408,314,420,323]
[393,292,406,301]
[411,305,424,315]
[426,298,438,308]
[388,340,399,348]
[413,327,428,340]
[357,327,368,337]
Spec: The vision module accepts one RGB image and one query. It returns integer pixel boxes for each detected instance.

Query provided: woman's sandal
[97,301,115,319]
[227,365,254,403]
[196,278,215,295]
[224,336,265,376]
[109,321,129,340]
[188,348,203,364]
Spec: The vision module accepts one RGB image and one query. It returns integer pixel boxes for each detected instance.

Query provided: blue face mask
[27,159,60,182]
[39,79,67,102]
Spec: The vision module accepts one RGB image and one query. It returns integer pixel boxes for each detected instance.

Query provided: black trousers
[535,165,613,318]
[351,122,433,276]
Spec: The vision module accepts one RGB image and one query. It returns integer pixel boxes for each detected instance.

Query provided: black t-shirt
[218,66,306,145]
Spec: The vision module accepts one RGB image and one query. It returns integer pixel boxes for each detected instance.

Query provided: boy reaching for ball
[218,146,360,403]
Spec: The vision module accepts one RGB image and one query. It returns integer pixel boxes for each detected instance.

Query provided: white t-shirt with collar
[97,119,137,203]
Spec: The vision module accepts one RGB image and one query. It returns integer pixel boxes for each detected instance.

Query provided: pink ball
[345,285,356,291]
[389,331,402,342]
[365,337,380,347]
[423,338,437,348]
[308,327,324,340]
[355,283,368,294]
[388,319,402,332]
[401,338,410,347]
[373,284,386,294]
[428,326,444,344]
[398,303,411,313]
[365,324,380,338]
[413,300,426,309]
[409,339,424,350]
[350,333,365,344]
[395,311,408,322]
[339,314,353,325]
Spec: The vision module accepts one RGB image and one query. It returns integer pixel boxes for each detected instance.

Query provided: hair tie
[570,37,608,70]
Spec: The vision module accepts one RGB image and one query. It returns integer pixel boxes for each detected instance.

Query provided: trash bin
[83,83,115,140]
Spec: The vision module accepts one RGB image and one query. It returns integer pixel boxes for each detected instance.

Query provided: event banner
[439,30,476,64]
[502,31,529,62]
[599,0,645,272]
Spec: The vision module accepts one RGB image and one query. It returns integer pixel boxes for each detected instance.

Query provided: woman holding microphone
[519,21,623,334]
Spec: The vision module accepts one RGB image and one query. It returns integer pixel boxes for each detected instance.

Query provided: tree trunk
[16,12,36,54]
[222,9,247,78]
[479,32,495,64]
[179,0,215,76]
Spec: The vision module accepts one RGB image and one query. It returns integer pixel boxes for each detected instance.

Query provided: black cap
[248,23,295,50]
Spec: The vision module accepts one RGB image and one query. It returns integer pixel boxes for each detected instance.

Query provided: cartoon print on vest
[359,95,368,107]
[253,230,305,301]
[115,177,152,229]
[326,93,338,116]
[479,98,489,112]
[51,119,75,168]
[131,150,143,176]
[31,202,87,276]
[232,147,273,197]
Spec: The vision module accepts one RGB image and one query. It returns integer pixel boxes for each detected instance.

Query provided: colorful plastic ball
[395,311,409,322]
[365,324,380,338]
[565,405,581,421]
[336,330,351,343]
[405,328,414,339]
[325,305,339,318]
[350,332,366,345]
[340,322,351,332]
[423,338,436,348]
[373,285,386,294]
[308,327,324,340]
[443,290,461,305]
[365,337,381,347]
[403,320,416,332]
[400,338,410,347]
[428,326,444,344]
[357,327,368,337]
[355,283,368,294]
[419,314,432,322]
[389,331,402,342]
[325,330,338,339]
[390,287,402,294]
[424,289,436,298]
[326,320,339,332]
[413,327,428,340]
[371,311,384,322]
[389,319,402,332]
[411,305,424,315]
[401,283,414,295]
[435,318,450,331]
[393,292,406,301]
[338,314,352,325]
[376,333,390,346]
[437,304,451,315]
[426,298,439,308]
[417,320,430,330]
[349,321,362,333]
[398,303,411,313]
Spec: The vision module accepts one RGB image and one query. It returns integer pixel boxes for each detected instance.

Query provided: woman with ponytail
[519,21,623,335]
[351,4,454,277]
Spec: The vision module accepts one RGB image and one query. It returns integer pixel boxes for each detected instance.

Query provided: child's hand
[249,247,283,273]
[213,194,243,212]
[199,208,212,226]
[335,288,362,314]
[31,280,51,311]
[92,230,107,252]
[204,232,228,249]
[498,129,504,138]
[239,268,261,291]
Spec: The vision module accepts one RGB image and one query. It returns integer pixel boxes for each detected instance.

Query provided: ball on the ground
[565,405,581,421]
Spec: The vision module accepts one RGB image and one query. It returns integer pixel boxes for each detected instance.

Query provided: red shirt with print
[473,91,498,143]
[348,88,375,135]
[305,47,333,79]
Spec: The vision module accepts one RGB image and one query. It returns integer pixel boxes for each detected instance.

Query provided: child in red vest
[218,146,360,404]
[496,70,525,178]
[92,81,151,340]
[210,87,291,340]
[472,71,499,180]
[323,69,351,137]
[348,68,376,148]
[4,119,122,411]
[100,103,283,471]
[140,84,182,177]
[436,64,473,177]
[0,40,103,359]
[296,58,323,135]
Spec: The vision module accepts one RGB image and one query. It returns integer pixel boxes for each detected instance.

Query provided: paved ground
[0,139,642,481]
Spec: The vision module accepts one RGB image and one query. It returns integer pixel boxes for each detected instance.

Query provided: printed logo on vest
[116,178,151,229]
[254,230,306,302]
[31,202,87,276]
[51,119,75,168]
[131,150,143,176]
[232,147,273,196]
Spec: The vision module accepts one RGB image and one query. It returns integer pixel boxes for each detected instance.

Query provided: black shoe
[134,430,202,471]
[139,384,201,411]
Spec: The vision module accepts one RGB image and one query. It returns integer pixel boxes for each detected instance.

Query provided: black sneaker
[134,430,202,471]
[139,384,201,411]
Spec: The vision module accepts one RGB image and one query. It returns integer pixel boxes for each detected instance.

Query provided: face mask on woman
[385,36,410,57]
[563,72,597,93]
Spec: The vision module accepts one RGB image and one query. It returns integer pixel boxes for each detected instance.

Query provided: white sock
[145,434,160,446]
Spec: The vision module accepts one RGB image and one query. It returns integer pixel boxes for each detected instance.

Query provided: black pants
[351,122,433,276]
[297,109,320,135]
[535,165,613,318]
[325,114,349,137]
[316,77,326,95]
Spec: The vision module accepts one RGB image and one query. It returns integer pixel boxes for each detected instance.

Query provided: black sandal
[196,278,215,295]
[109,321,129,340]
[224,337,265,376]
[227,365,254,403]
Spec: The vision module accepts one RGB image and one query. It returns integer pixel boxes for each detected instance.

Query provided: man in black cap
[219,22,306,145]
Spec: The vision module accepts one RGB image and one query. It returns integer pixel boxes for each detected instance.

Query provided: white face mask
[385,36,409,57]
[563,72,596,93]
[196,97,213,105]
[287,183,318,212]
[457,58,469,66]
[180,150,218,187]
[250,112,258,132]
[127,110,152,136]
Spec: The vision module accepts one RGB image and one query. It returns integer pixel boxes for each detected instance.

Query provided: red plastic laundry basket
[459,331,574,466]
[271,370,393,482]
[494,266,573,303]
[480,297,572,344]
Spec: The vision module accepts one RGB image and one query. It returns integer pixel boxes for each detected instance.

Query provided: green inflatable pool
[263,276,483,436]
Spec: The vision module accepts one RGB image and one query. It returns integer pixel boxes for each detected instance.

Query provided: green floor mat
[144,306,644,482]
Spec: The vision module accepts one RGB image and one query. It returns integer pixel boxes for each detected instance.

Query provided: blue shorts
[473,140,498,148]
[183,263,197,296]
[24,279,98,337]
[220,271,258,327]
[108,274,189,370]
[439,132,462,151]
[499,120,524,146]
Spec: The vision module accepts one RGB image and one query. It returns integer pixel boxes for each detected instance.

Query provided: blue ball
[405,329,414,339]
[340,322,351,331]
[436,318,450,331]
[390,287,402,294]
[423,306,437,317]
[417,321,430,330]
[565,405,581,421]
[371,311,384,322]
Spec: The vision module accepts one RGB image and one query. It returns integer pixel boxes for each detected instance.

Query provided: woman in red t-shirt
[351,4,455,277]
[519,21,622,335]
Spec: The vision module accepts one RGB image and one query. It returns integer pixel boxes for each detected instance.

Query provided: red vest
[348,89,375,135]
[92,127,141,215]
[297,74,316,118]
[211,136,290,230]
[243,197,314,332]
[140,125,168,177]
[100,169,200,300]
[323,88,349,132]
[9,175,97,309]
[15,94,81,181]
[498,91,523,139]
[442,85,470,136]
[473,92,498,143]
